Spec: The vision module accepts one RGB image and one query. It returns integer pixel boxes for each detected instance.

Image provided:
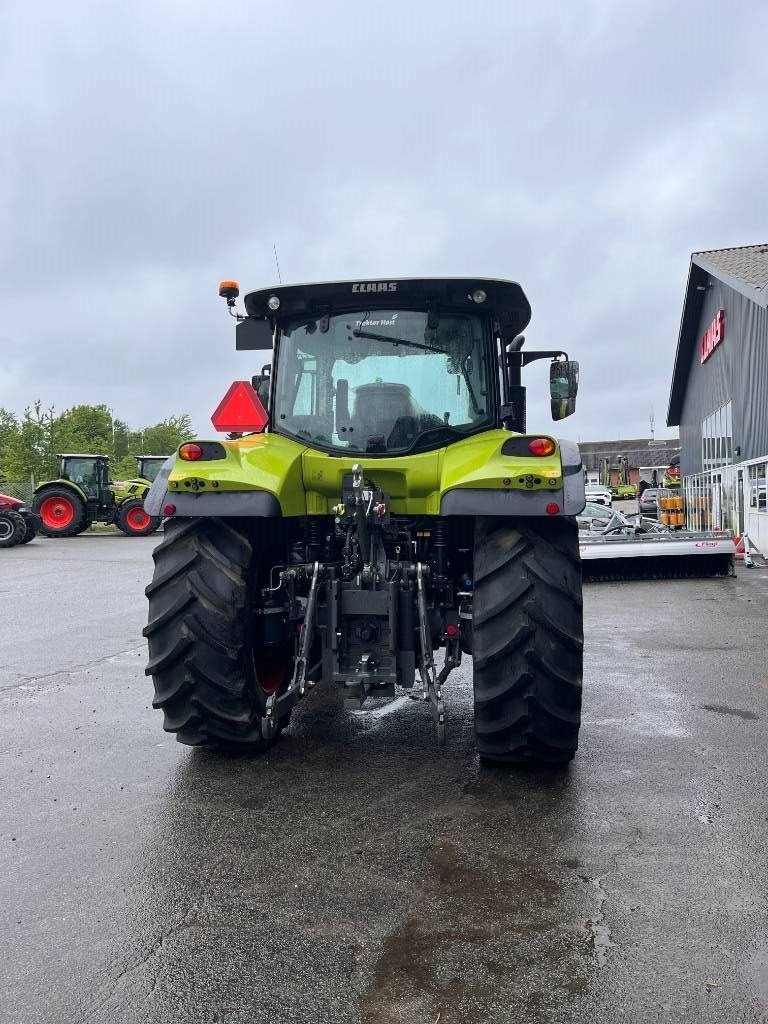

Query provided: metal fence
[682,467,738,533]
[1,480,35,504]
[683,457,768,552]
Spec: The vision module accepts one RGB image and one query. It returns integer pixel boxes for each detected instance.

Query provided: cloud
[1,0,766,442]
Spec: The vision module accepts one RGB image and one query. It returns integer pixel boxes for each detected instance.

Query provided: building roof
[693,243,768,293]
[577,438,679,471]
[667,245,768,426]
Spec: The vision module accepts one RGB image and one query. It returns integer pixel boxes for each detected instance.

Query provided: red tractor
[0,494,41,548]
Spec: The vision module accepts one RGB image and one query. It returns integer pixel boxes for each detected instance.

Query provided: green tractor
[32,454,164,537]
[143,277,585,764]
[133,455,170,487]
[602,455,637,500]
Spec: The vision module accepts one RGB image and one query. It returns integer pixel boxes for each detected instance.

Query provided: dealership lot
[1,535,767,1023]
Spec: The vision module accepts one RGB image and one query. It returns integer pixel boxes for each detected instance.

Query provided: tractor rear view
[144,278,585,764]
[32,455,162,537]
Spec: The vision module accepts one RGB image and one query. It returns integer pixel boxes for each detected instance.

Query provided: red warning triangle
[211,381,268,433]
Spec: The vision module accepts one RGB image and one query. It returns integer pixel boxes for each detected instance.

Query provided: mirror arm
[506,349,568,385]
[520,349,569,367]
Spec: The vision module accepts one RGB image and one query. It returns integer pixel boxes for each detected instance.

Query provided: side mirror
[236,318,273,351]
[550,359,579,421]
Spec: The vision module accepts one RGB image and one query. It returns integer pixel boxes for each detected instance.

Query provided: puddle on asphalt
[360,837,601,1023]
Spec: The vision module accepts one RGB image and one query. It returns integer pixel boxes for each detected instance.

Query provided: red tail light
[179,443,203,461]
[528,437,556,457]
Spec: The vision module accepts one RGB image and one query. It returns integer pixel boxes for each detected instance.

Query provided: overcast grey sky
[2,0,766,441]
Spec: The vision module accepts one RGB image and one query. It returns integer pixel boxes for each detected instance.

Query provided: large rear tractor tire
[143,517,294,750]
[472,516,583,766]
[116,499,160,537]
[0,510,26,548]
[34,487,88,538]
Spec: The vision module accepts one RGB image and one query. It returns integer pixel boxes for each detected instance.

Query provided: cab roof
[243,277,532,338]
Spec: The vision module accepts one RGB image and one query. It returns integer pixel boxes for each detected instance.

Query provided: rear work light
[528,437,556,457]
[179,443,204,461]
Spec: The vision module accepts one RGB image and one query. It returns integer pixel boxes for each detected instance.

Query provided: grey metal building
[666,244,768,552]
[667,244,768,475]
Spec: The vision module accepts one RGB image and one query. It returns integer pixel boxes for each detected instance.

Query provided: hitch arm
[262,561,322,736]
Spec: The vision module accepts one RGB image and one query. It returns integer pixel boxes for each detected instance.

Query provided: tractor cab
[134,455,169,485]
[59,455,112,504]
[216,277,580,449]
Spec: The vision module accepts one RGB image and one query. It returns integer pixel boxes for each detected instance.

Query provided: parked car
[639,487,659,515]
[584,485,612,507]
[577,501,614,530]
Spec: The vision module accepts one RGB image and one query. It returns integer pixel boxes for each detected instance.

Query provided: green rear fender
[163,434,308,516]
[33,478,89,504]
[149,430,584,518]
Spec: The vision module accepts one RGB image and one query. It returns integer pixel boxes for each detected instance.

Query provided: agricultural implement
[578,505,735,580]
[144,277,586,764]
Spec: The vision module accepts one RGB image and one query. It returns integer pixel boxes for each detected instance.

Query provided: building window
[748,462,767,510]
[702,401,733,471]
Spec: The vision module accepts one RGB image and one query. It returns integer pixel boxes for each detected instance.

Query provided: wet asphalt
[1,533,767,1024]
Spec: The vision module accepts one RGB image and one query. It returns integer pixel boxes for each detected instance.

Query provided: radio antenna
[273,243,282,284]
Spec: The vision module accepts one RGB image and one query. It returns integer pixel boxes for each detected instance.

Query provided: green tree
[110,418,143,480]
[53,404,113,457]
[0,402,57,481]
[140,415,194,456]
[0,402,195,483]
[0,409,19,482]
[112,419,132,461]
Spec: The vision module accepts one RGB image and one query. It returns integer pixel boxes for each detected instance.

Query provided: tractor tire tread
[0,510,26,548]
[144,516,281,750]
[472,516,583,766]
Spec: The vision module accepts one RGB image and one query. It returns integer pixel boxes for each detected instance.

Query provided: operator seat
[351,383,418,449]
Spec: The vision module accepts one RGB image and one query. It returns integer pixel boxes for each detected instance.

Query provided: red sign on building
[700,309,725,363]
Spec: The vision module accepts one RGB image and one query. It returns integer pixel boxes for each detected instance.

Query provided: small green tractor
[32,454,167,537]
[600,455,637,501]
[144,277,585,764]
